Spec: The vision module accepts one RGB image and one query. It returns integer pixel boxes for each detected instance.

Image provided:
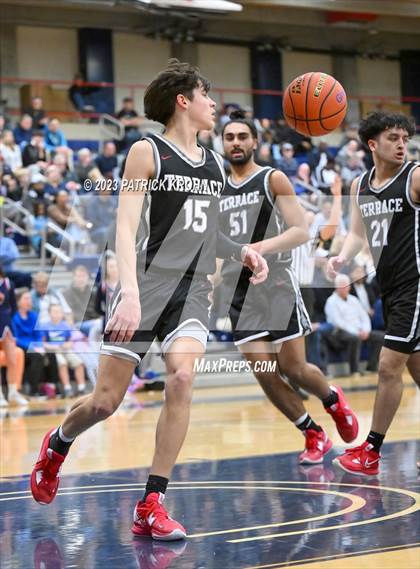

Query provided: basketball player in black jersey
[30,60,268,539]
[218,111,359,463]
[328,112,420,476]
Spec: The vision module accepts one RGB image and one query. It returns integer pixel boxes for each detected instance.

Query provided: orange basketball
[282,72,347,136]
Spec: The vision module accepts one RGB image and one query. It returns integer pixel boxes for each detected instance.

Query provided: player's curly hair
[222,109,258,139]
[359,111,416,147]
[144,59,211,126]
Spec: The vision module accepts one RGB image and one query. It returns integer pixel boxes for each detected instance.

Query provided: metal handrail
[1,197,77,266]
[98,113,125,152]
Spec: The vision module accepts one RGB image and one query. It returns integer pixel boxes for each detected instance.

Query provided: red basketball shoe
[299,429,333,464]
[333,441,380,476]
[326,385,359,443]
[132,493,187,541]
[30,428,66,504]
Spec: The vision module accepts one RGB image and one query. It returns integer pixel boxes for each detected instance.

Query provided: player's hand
[105,296,141,343]
[241,246,269,285]
[327,255,346,279]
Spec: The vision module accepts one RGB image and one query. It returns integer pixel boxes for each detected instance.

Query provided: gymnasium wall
[282,52,333,87]
[197,43,252,108]
[113,33,171,113]
[17,26,78,81]
[12,26,403,115]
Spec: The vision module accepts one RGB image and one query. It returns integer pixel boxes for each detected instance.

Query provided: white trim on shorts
[234,331,270,346]
[272,330,310,344]
[161,318,209,354]
[100,343,141,364]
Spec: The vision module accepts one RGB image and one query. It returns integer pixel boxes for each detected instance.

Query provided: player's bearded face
[370,128,409,165]
[223,129,256,165]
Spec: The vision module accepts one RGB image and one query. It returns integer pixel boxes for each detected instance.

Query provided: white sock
[294,412,309,427]
[77,383,86,392]
[59,425,75,443]
[8,385,18,397]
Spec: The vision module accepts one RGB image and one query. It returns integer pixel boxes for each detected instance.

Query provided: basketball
[282,72,347,136]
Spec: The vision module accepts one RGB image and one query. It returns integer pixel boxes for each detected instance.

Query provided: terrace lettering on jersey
[359,197,403,218]
[219,190,260,212]
[161,174,223,197]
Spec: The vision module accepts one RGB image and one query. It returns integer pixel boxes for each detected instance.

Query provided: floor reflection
[0,440,419,569]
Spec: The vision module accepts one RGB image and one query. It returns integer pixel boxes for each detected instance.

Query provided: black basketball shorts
[228,267,312,346]
[383,280,420,354]
[100,269,211,364]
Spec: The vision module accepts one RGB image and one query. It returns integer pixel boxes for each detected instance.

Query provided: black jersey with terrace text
[137,133,226,276]
[356,161,420,295]
[219,167,291,283]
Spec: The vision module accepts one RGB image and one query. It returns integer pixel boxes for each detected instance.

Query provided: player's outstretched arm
[250,170,310,256]
[327,176,367,279]
[105,140,154,343]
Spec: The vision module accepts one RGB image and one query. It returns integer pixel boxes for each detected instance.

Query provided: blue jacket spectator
[0,236,19,272]
[12,308,43,350]
[13,115,33,147]
[44,119,68,153]
[96,141,118,178]
[276,142,298,178]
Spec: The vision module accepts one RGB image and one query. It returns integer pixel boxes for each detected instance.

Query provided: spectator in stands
[0,130,22,172]
[23,173,48,213]
[316,157,339,192]
[255,143,274,167]
[336,139,365,169]
[44,119,72,163]
[31,271,73,325]
[74,148,102,187]
[68,73,106,114]
[350,266,376,317]
[15,168,30,196]
[307,140,333,172]
[84,191,117,251]
[25,201,50,255]
[276,142,298,178]
[325,274,382,375]
[44,165,66,197]
[62,265,100,337]
[116,97,142,151]
[53,153,77,185]
[21,130,48,169]
[2,174,22,202]
[43,303,86,397]
[24,96,48,130]
[340,154,365,191]
[0,236,32,288]
[47,190,92,245]
[95,141,118,179]
[311,175,346,245]
[0,266,26,407]
[0,115,5,137]
[12,289,58,397]
[13,115,33,148]
[293,162,313,195]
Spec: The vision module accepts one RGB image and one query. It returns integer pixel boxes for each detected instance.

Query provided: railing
[98,113,125,152]
[0,197,77,266]
[2,76,420,125]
